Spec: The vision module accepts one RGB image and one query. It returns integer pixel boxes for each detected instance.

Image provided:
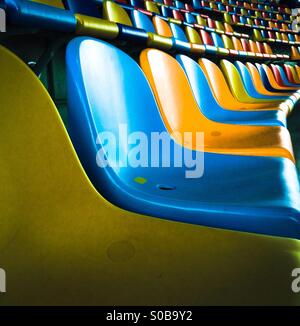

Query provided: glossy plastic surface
[5,43,300,305]
[177,55,286,127]
[68,38,299,238]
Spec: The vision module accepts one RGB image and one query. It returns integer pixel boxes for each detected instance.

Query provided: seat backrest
[232,36,244,51]
[177,55,232,119]
[170,23,189,42]
[185,12,196,24]
[260,64,291,91]
[145,0,160,14]
[220,60,254,102]
[185,26,203,44]
[234,61,263,97]
[289,65,300,83]
[253,29,262,41]
[103,0,132,26]
[284,65,297,84]
[198,58,238,106]
[131,9,156,33]
[224,22,233,33]
[196,15,207,26]
[67,38,171,180]
[140,48,210,137]
[153,16,173,37]
[249,40,259,53]
[211,32,225,48]
[241,39,251,52]
[246,62,272,92]
[222,35,234,50]
[272,64,293,86]
[200,30,214,46]
[173,9,184,21]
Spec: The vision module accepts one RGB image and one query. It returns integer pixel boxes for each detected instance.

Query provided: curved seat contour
[140,49,295,162]
[67,37,300,238]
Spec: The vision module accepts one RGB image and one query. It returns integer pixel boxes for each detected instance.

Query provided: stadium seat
[246,62,298,98]
[177,55,287,127]
[68,37,300,238]
[199,58,291,115]
[140,48,294,161]
[1,0,300,306]
[221,60,291,105]
[234,61,293,102]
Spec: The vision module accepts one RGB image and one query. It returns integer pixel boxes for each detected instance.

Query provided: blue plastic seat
[177,55,287,127]
[4,0,76,31]
[192,0,201,10]
[169,22,192,52]
[175,1,184,9]
[131,10,173,47]
[131,9,155,33]
[161,5,172,17]
[67,37,300,239]
[185,12,196,24]
[288,34,295,42]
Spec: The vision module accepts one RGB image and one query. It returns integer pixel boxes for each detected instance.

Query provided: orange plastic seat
[140,49,294,162]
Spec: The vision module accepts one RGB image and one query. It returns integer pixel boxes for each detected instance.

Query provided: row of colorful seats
[114,0,294,32]
[254,29,300,45]
[220,0,291,14]
[102,1,286,59]
[2,36,300,305]
[224,12,293,31]
[146,0,292,17]
[113,0,252,39]
[3,0,292,60]
[66,36,300,239]
[2,0,300,239]
[201,1,291,22]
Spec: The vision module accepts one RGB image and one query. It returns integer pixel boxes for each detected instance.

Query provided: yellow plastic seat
[103,0,132,26]
[196,15,207,27]
[287,65,300,84]
[2,44,300,306]
[140,49,294,162]
[215,21,225,32]
[185,26,205,53]
[145,0,160,14]
[253,29,263,41]
[222,35,239,56]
